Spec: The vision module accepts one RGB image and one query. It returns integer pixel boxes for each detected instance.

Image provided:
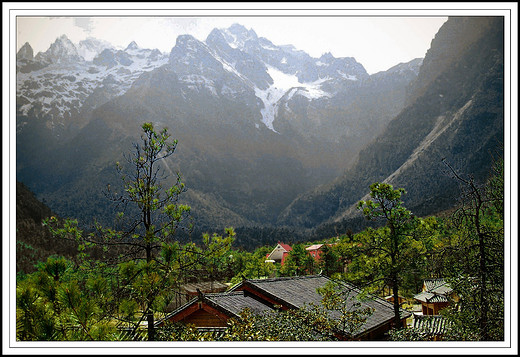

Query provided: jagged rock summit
[34,34,83,64]
[125,41,139,51]
[17,42,34,60]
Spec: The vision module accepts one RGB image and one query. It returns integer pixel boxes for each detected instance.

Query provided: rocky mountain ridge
[279,16,505,235]
[16,20,499,241]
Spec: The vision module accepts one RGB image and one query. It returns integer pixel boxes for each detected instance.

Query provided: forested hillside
[16,181,77,275]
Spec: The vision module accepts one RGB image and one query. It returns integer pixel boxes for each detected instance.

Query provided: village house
[164,280,228,313]
[411,278,456,340]
[414,278,454,316]
[306,243,336,261]
[265,242,338,266]
[265,242,292,265]
[157,275,411,340]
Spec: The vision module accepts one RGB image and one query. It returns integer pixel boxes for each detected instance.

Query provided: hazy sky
[16,16,448,74]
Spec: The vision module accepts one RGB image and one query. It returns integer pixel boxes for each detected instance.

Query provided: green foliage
[16,257,118,341]
[389,326,434,341]
[355,183,420,327]
[279,244,316,276]
[18,123,238,341]
[439,158,504,341]
[318,244,342,277]
[228,246,276,286]
[16,120,505,343]
[317,280,374,338]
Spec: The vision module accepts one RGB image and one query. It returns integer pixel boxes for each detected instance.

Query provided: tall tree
[40,123,235,341]
[441,158,504,340]
[318,244,342,277]
[103,122,191,340]
[357,182,418,328]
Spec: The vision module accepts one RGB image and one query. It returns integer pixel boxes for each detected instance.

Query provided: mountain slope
[278,17,504,232]
[17,24,423,232]
[16,181,78,275]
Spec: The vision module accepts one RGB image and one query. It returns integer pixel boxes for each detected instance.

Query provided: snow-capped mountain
[34,34,83,64]
[77,37,114,61]
[16,35,169,134]
[16,25,417,139]
[16,24,423,231]
[162,24,378,136]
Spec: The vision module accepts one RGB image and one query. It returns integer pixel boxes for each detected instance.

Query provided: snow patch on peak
[77,37,113,61]
[337,70,358,81]
[254,66,331,132]
[220,24,258,50]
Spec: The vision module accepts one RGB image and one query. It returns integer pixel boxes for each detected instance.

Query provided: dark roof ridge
[157,290,260,327]
[244,274,328,284]
[203,290,246,298]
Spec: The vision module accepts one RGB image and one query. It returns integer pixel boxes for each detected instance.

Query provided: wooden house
[413,279,454,316]
[158,275,411,340]
[156,290,272,331]
[165,280,228,312]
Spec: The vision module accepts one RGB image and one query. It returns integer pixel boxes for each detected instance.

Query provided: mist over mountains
[16,18,504,247]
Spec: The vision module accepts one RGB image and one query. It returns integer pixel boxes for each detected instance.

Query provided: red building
[305,243,337,262]
[265,242,292,265]
[305,243,325,261]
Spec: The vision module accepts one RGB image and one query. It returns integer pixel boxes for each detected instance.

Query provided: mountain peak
[58,34,70,42]
[17,42,34,60]
[228,23,250,34]
[176,34,199,45]
[207,28,227,42]
[230,23,258,39]
[35,34,82,63]
[77,37,114,61]
[320,52,335,60]
[220,23,258,49]
[125,41,139,50]
[173,34,209,54]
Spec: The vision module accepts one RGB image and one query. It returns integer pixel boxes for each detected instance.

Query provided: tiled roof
[278,243,292,251]
[156,291,273,327]
[412,314,451,335]
[204,291,273,316]
[424,279,446,291]
[182,281,228,294]
[306,244,324,251]
[414,291,449,303]
[430,282,452,296]
[415,278,452,302]
[231,275,411,338]
[423,279,452,294]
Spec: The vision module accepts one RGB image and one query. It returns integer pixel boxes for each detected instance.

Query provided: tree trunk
[392,274,401,329]
[475,196,489,340]
[147,311,155,341]
[389,222,402,329]
[145,242,155,341]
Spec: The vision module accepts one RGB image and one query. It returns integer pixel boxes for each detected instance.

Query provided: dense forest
[16,123,505,342]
